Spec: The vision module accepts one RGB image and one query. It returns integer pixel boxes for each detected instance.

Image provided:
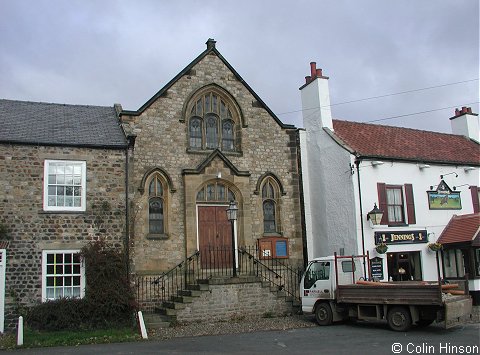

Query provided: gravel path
[149,314,318,340]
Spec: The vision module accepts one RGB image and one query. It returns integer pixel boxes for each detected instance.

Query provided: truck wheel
[315,302,333,326]
[387,307,412,332]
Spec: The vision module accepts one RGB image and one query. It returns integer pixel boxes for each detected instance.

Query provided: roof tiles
[332,120,480,165]
[437,213,480,245]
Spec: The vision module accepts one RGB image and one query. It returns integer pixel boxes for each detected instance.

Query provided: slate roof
[437,213,480,246]
[331,119,480,165]
[0,99,127,148]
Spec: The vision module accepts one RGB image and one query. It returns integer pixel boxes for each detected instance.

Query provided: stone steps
[143,276,302,330]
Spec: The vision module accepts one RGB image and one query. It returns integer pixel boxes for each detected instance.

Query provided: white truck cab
[301,256,363,315]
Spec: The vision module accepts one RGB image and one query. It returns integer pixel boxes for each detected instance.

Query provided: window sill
[186,148,243,156]
[39,210,86,215]
[262,232,283,237]
[146,234,169,240]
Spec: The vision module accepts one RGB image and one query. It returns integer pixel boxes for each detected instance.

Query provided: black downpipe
[296,130,309,269]
[125,135,136,280]
[355,159,367,278]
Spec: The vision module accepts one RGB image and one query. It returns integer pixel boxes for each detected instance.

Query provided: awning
[437,213,480,246]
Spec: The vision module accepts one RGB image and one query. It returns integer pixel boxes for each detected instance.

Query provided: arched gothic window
[188,91,237,152]
[189,117,202,148]
[149,176,165,234]
[262,180,278,233]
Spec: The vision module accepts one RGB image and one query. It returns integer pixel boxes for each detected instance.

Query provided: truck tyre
[387,306,412,332]
[315,302,333,326]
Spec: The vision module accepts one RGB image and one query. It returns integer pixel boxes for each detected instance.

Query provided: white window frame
[43,160,87,212]
[41,250,85,302]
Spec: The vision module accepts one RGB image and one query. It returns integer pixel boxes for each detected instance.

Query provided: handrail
[134,245,304,312]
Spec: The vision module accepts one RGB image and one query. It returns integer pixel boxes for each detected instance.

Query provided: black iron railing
[133,245,304,313]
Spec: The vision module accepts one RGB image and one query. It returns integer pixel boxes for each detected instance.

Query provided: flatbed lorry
[300,254,472,331]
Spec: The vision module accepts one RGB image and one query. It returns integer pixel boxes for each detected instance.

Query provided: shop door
[198,206,232,268]
[387,251,422,281]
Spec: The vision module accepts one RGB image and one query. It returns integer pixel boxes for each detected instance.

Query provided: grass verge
[0,327,141,350]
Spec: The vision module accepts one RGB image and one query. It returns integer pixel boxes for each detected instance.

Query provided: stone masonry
[0,144,127,330]
[123,44,304,274]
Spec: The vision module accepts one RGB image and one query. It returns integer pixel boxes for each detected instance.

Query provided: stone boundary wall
[176,280,291,323]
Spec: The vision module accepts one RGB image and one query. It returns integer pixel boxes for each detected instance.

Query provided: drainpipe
[355,159,367,278]
[125,134,136,280]
[296,129,308,269]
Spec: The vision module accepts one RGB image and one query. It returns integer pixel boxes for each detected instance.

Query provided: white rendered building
[299,63,480,299]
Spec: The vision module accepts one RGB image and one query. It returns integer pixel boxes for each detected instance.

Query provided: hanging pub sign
[374,230,428,245]
[427,179,461,210]
[370,257,384,281]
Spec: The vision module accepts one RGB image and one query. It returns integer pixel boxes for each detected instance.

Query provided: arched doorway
[196,181,236,268]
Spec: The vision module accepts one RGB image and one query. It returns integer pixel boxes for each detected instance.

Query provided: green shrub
[26,239,136,331]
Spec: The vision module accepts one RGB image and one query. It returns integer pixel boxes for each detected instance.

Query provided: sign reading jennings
[374,230,428,245]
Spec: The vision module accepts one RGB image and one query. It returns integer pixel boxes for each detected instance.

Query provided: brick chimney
[299,62,333,130]
[450,106,479,142]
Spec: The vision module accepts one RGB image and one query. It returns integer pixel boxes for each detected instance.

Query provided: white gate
[0,249,5,333]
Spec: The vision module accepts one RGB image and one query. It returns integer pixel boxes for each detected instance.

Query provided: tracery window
[262,179,278,233]
[149,175,165,234]
[188,91,237,151]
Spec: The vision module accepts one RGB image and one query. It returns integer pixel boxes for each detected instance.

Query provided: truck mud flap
[444,297,473,329]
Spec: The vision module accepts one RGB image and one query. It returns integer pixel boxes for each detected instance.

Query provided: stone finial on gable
[206,38,216,50]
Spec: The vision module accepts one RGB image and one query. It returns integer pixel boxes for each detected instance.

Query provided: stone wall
[0,144,127,331]
[176,279,291,323]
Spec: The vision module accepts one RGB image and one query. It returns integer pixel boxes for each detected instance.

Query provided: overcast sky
[0,0,478,133]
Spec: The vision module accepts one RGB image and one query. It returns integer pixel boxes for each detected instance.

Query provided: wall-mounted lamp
[440,172,458,179]
[367,203,384,227]
[371,161,384,166]
[418,164,431,169]
[453,184,469,191]
[464,167,476,172]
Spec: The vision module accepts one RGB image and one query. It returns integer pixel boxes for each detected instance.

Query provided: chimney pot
[455,108,460,116]
[467,107,472,114]
[310,62,317,78]
[305,76,312,84]
[316,68,323,77]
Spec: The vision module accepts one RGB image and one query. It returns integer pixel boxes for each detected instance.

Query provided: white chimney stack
[299,62,333,131]
[450,106,479,142]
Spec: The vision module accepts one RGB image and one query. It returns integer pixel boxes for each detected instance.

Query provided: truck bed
[336,282,443,305]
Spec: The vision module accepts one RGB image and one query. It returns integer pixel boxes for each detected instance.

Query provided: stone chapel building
[121,39,304,274]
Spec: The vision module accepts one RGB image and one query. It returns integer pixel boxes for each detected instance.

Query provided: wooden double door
[198,206,233,268]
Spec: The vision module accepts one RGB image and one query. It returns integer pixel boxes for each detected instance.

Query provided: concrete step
[162,301,186,310]
[156,307,178,317]
[186,283,210,291]
[142,313,171,329]
[172,295,195,303]
[178,289,203,297]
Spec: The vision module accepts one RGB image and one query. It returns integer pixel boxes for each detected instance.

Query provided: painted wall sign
[427,179,461,210]
[370,257,384,280]
[374,230,428,245]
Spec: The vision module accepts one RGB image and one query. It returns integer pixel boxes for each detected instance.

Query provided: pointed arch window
[188,90,238,152]
[262,180,278,233]
[149,176,165,235]
[205,114,218,149]
[189,117,202,148]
